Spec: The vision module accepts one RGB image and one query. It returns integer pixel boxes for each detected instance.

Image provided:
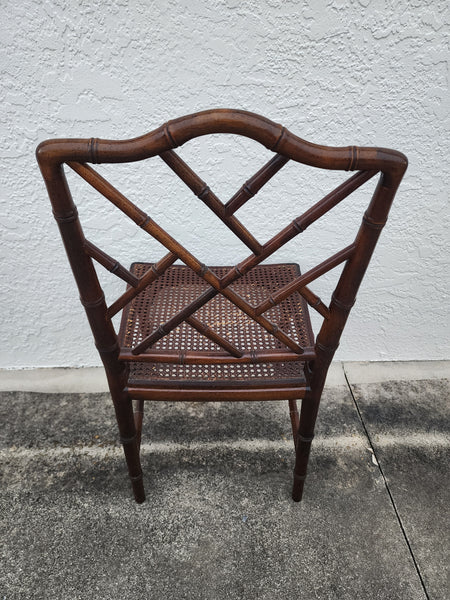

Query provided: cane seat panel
[118,263,314,387]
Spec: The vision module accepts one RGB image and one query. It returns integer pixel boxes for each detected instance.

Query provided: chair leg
[288,399,300,448]
[292,393,320,502]
[111,392,145,503]
[133,399,145,451]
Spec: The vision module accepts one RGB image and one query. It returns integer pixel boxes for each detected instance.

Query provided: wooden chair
[36,109,407,503]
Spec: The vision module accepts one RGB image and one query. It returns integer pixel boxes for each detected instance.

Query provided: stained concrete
[1,363,447,599]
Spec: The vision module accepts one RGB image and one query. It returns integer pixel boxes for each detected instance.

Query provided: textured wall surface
[1,0,449,368]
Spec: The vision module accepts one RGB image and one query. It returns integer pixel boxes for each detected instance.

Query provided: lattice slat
[107,252,177,317]
[67,161,223,289]
[84,239,139,287]
[132,286,217,353]
[298,287,330,320]
[217,285,306,354]
[220,169,378,289]
[224,153,289,215]
[255,244,355,315]
[67,162,309,357]
[160,150,263,255]
[68,160,377,361]
[186,316,243,358]
[293,169,378,232]
[126,168,375,355]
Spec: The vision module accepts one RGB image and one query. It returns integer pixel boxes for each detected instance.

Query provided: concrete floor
[0,362,448,599]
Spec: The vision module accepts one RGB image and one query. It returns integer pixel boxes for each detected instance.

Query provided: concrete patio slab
[0,367,109,393]
[0,382,427,600]
[348,378,450,600]
[343,360,449,384]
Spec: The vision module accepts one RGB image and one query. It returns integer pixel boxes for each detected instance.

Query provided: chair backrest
[37,109,407,373]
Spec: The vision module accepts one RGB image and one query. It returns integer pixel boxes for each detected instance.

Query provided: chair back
[37,109,407,372]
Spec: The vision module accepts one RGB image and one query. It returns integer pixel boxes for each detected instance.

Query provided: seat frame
[37,109,407,503]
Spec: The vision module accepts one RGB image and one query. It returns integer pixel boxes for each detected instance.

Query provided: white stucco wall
[1,0,449,368]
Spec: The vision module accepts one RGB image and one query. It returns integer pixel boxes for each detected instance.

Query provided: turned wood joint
[363,212,386,230]
[80,294,105,309]
[53,208,78,224]
[271,126,286,152]
[347,145,358,171]
[297,433,314,443]
[305,361,314,377]
[88,137,99,163]
[292,218,304,233]
[198,263,209,277]
[96,341,119,354]
[164,123,178,148]
[331,294,355,312]
[243,183,252,197]
[120,434,137,445]
[198,185,210,200]
[139,215,152,229]
[316,341,339,355]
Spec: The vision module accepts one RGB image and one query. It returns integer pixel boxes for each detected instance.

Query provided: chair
[36,109,407,503]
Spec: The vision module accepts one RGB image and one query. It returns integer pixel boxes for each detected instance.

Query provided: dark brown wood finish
[36,108,407,504]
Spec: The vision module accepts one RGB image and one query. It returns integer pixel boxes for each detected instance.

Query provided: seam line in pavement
[343,368,431,600]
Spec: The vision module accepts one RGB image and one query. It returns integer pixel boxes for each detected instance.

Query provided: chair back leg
[134,399,145,451]
[288,399,300,448]
[106,363,146,503]
[111,391,145,503]
[292,390,318,502]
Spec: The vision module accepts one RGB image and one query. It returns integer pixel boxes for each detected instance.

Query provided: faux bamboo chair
[36,109,407,503]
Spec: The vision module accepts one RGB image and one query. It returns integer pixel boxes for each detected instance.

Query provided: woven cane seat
[119,263,314,387]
